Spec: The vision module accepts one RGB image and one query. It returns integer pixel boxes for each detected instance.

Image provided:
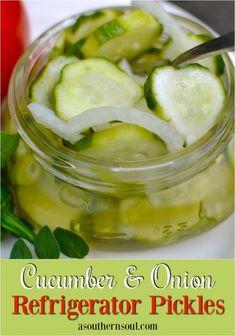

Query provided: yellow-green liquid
[8,138,234,246]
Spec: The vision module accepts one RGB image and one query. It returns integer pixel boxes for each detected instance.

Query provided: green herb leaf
[10,239,33,259]
[1,183,36,243]
[34,226,60,259]
[54,227,89,259]
[1,132,20,168]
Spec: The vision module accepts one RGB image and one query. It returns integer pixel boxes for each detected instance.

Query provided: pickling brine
[6,138,233,245]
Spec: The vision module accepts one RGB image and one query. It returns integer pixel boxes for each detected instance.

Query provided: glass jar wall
[6,6,234,248]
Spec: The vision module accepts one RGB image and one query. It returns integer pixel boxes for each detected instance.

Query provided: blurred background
[174,1,234,34]
[22,0,235,41]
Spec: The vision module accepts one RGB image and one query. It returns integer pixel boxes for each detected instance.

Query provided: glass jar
[6,5,234,249]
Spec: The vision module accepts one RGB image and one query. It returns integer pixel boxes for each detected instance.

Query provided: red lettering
[60,295,66,315]
[216,299,225,315]
[183,296,196,314]
[67,299,79,321]
[28,299,40,314]
[89,299,99,314]
[130,299,142,314]
[12,295,29,315]
[111,297,118,315]
[49,299,59,314]
[39,295,49,315]
[198,295,203,314]
[150,295,166,314]
[99,299,110,315]
[204,299,215,315]
[172,299,183,314]
[119,300,131,315]
[78,300,89,314]
[166,296,172,314]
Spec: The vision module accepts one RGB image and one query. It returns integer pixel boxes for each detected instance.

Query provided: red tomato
[1,0,30,99]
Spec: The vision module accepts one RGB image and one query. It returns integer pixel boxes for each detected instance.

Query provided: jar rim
[8,4,234,189]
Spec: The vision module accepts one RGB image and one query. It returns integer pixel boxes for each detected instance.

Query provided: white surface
[2,0,234,259]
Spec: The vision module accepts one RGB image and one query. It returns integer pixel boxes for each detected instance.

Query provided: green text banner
[1,260,234,336]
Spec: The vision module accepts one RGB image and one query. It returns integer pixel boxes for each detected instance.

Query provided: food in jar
[6,2,234,246]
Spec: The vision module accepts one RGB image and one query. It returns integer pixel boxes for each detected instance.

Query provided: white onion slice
[133,0,191,53]
[28,102,79,143]
[28,103,184,152]
[92,122,122,132]
[67,106,184,152]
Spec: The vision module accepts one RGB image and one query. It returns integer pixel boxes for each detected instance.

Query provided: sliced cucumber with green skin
[49,30,68,60]
[11,154,42,186]
[79,123,168,161]
[66,9,123,46]
[81,9,162,61]
[162,34,225,75]
[131,48,169,75]
[29,55,78,108]
[188,34,225,75]
[144,64,225,144]
[119,196,200,243]
[54,58,143,120]
[49,10,123,59]
[65,38,86,58]
[161,38,175,60]
[77,195,120,240]
[70,134,93,152]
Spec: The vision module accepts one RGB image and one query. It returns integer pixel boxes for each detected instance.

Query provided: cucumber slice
[54,58,143,120]
[144,64,225,144]
[64,38,86,58]
[78,209,121,240]
[66,9,123,45]
[78,123,168,161]
[134,0,190,52]
[77,195,120,240]
[81,9,162,61]
[11,154,42,186]
[161,38,176,60]
[15,169,83,230]
[49,30,68,59]
[162,34,225,75]
[29,55,78,108]
[69,133,93,152]
[188,34,225,75]
[119,196,200,243]
[131,48,169,74]
[59,185,91,209]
